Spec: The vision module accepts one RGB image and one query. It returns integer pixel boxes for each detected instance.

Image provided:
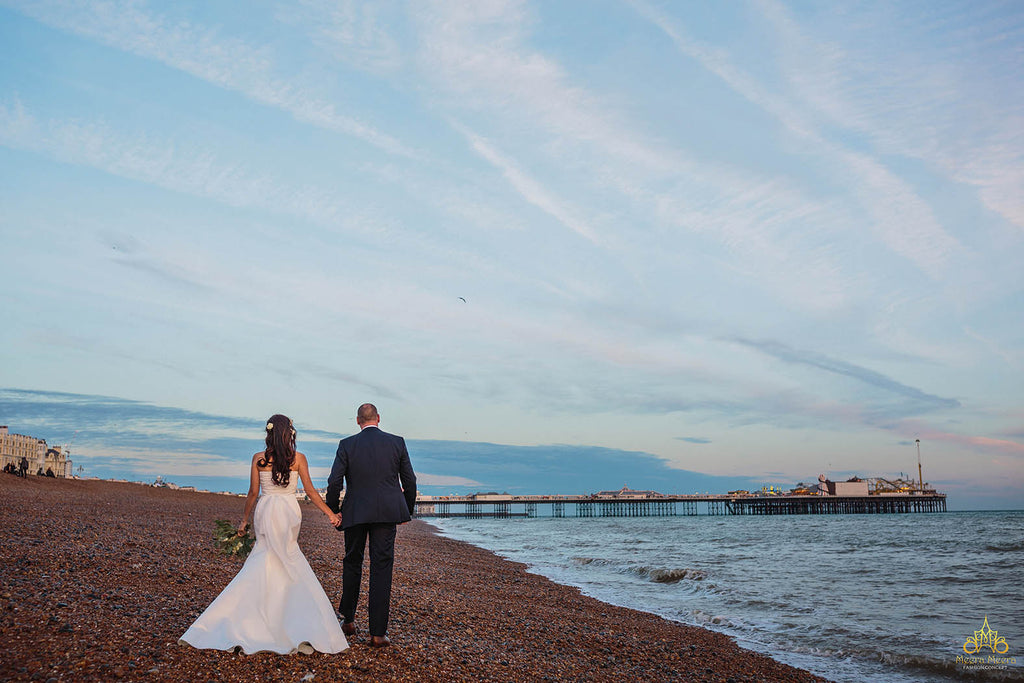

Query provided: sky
[1,1,1021,510]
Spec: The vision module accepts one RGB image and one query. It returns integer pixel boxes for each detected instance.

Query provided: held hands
[327,511,342,528]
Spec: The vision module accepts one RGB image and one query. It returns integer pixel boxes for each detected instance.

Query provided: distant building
[593,485,662,498]
[818,475,869,497]
[45,446,73,478]
[469,491,508,501]
[0,426,73,477]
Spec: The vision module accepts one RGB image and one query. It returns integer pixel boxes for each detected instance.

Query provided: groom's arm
[398,437,417,516]
[325,441,347,514]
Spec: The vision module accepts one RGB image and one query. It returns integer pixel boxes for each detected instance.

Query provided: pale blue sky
[1,1,1021,509]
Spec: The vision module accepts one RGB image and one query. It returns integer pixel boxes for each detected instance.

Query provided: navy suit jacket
[326,425,417,529]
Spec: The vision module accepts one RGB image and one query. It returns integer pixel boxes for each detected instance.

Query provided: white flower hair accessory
[266,422,274,430]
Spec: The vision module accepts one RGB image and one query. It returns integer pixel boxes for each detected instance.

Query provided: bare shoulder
[252,452,265,463]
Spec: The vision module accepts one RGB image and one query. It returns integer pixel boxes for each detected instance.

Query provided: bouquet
[213,519,255,558]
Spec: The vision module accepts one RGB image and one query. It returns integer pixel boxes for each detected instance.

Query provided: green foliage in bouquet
[213,519,255,558]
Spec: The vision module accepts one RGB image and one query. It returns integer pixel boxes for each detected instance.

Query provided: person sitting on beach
[45,467,55,478]
[179,414,349,655]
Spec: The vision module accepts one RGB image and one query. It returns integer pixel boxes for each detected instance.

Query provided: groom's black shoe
[341,621,357,637]
[369,636,390,648]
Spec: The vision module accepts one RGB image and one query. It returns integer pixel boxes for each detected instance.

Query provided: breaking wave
[572,556,614,567]
[572,558,707,584]
[630,566,707,584]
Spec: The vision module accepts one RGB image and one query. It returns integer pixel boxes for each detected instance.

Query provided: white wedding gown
[180,471,349,654]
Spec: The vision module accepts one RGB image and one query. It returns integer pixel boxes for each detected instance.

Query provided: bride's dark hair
[258,414,296,487]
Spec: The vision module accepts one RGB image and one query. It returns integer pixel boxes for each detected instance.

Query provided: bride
[180,414,349,654]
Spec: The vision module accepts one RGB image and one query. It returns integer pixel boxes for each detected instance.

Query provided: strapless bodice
[259,470,298,496]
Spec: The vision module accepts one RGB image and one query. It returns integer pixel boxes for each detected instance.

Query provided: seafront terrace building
[44,445,73,477]
[0,426,73,477]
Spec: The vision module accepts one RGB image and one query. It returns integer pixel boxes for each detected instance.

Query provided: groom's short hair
[357,403,379,425]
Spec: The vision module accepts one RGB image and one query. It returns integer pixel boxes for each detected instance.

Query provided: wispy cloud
[893,420,1024,457]
[414,0,678,174]
[458,126,600,245]
[88,446,249,478]
[629,0,962,278]
[676,437,711,444]
[729,336,960,412]
[755,0,1024,231]
[962,326,1022,371]
[0,98,379,235]
[80,447,479,488]
[110,256,213,293]
[412,1,867,310]
[6,0,413,156]
[417,473,481,487]
[289,361,402,402]
[286,0,405,75]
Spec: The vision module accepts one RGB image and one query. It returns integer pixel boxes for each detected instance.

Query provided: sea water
[430,511,1023,682]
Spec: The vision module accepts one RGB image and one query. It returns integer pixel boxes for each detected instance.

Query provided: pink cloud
[894,421,1024,455]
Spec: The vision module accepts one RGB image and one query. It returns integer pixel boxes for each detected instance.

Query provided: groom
[326,403,417,648]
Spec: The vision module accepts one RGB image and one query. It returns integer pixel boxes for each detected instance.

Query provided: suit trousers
[340,523,397,636]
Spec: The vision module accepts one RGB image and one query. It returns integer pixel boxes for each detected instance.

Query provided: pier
[414,490,947,518]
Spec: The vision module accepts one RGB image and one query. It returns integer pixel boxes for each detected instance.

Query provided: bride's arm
[238,453,260,534]
[295,452,342,528]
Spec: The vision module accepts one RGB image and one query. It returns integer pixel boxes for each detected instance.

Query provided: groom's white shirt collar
[359,423,380,430]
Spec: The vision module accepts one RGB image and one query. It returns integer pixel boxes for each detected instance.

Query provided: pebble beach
[0,475,826,682]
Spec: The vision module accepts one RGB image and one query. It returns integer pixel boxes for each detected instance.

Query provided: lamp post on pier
[916,439,923,492]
